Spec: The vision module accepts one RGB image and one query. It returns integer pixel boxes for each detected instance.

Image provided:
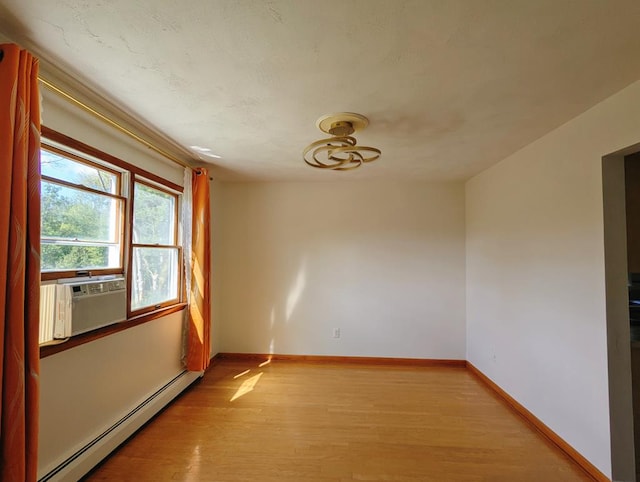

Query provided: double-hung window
[41,145,125,277]
[131,180,181,313]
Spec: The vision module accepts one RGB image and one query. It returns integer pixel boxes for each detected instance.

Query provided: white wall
[218,181,466,359]
[466,79,640,479]
[41,88,183,186]
[38,83,190,476]
[38,312,185,477]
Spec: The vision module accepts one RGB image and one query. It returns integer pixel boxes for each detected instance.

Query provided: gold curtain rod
[38,76,190,168]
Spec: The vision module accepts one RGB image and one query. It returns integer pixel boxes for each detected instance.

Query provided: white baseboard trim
[38,370,202,482]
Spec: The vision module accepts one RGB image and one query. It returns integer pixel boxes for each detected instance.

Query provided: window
[131,181,181,313]
[41,146,124,276]
[39,128,184,348]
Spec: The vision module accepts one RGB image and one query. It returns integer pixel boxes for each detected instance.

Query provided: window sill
[39,302,187,359]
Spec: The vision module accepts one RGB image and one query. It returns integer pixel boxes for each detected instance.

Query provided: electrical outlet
[332,328,341,339]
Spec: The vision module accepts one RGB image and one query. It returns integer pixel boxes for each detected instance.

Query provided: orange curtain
[186,168,211,371]
[0,44,41,481]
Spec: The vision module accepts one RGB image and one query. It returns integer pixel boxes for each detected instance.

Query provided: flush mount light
[303,113,381,171]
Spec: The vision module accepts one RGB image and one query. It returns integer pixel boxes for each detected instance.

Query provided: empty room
[1,1,640,481]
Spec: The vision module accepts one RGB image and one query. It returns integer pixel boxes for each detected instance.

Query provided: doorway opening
[603,146,640,482]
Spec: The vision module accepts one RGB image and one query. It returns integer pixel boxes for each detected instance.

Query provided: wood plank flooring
[84,359,593,481]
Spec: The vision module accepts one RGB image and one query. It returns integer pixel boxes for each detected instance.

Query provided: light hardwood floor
[84,359,592,481]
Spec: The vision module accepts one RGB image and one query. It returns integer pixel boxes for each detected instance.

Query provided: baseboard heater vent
[39,370,202,482]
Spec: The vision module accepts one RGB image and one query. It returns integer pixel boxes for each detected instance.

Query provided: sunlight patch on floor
[233,369,251,379]
[230,372,264,402]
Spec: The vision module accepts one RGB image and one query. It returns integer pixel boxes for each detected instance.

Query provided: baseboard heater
[38,370,202,482]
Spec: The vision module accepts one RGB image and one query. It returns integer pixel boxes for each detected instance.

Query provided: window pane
[41,149,118,194]
[131,247,179,310]
[41,244,119,271]
[41,181,121,243]
[133,183,176,245]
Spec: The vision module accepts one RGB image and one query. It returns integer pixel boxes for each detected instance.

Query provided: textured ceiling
[1,0,640,181]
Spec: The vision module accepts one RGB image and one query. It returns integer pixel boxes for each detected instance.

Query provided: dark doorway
[625,152,640,481]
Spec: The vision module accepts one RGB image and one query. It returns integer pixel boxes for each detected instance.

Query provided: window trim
[41,175,126,200]
[39,126,185,354]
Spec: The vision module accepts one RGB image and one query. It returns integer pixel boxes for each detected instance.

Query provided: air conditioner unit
[50,277,127,339]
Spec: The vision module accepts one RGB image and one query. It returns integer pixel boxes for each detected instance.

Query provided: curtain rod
[38,76,191,169]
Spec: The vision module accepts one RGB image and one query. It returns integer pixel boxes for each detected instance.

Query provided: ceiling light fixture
[303,113,381,171]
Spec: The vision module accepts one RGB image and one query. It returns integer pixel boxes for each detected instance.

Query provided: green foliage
[133,183,174,244]
[40,181,113,271]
